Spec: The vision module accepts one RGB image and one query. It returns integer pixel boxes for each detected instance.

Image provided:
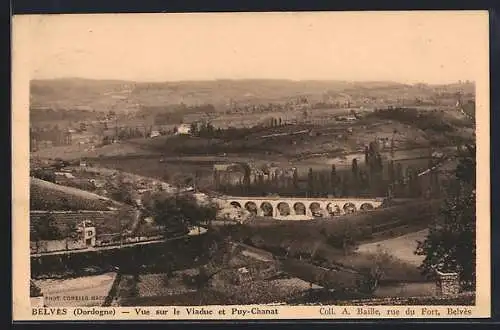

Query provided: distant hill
[30,78,475,112]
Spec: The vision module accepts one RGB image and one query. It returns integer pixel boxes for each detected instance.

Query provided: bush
[280,258,368,292]
[323,219,360,254]
[31,169,56,183]
[31,212,63,241]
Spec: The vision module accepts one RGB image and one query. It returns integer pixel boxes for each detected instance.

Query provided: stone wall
[30,239,87,254]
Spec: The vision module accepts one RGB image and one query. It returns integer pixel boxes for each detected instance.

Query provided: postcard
[12,11,490,320]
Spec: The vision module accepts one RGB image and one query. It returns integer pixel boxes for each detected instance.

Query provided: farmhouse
[176,124,192,135]
[30,218,98,253]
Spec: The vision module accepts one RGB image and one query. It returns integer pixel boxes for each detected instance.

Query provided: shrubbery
[30,212,63,241]
[369,107,456,133]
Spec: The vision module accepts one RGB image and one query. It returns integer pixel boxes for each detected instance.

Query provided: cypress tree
[341,174,350,197]
[292,168,299,190]
[351,158,359,195]
[242,164,251,190]
[388,160,396,184]
[307,168,314,197]
[364,145,370,166]
[406,167,414,197]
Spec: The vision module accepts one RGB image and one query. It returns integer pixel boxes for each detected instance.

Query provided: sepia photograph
[12,11,490,320]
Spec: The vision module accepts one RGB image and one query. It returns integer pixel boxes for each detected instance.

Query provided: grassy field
[357,229,429,267]
[31,140,160,161]
[30,178,116,211]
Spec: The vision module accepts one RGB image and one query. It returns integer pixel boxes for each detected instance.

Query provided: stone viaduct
[216,196,385,218]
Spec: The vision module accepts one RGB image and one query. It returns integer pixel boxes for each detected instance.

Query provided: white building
[176,124,191,135]
[150,130,161,138]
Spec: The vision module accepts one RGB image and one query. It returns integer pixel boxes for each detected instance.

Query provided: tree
[102,135,111,145]
[317,172,328,197]
[183,234,246,303]
[394,162,404,197]
[395,162,403,183]
[406,167,422,197]
[213,170,221,190]
[351,158,359,177]
[144,192,218,236]
[31,169,56,183]
[351,158,359,195]
[415,145,476,290]
[388,160,395,184]
[330,164,339,196]
[405,167,414,197]
[190,122,198,136]
[325,219,360,255]
[31,212,63,241]
[241,163,251,191]
[107,173,134,205]
[364,146,370,165]
[359,170,370,194]
[428,159,440,197]
[307,168,314,197]
[292,168,299,190]
[340,174,350,197]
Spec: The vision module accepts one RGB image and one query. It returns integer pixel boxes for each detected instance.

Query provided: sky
[15,11,489,84]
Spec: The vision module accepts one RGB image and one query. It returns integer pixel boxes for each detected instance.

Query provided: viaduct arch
[217,196,385,219]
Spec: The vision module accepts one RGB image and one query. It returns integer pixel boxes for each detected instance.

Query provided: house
[176,124,192,135]
[150,130,161,138]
